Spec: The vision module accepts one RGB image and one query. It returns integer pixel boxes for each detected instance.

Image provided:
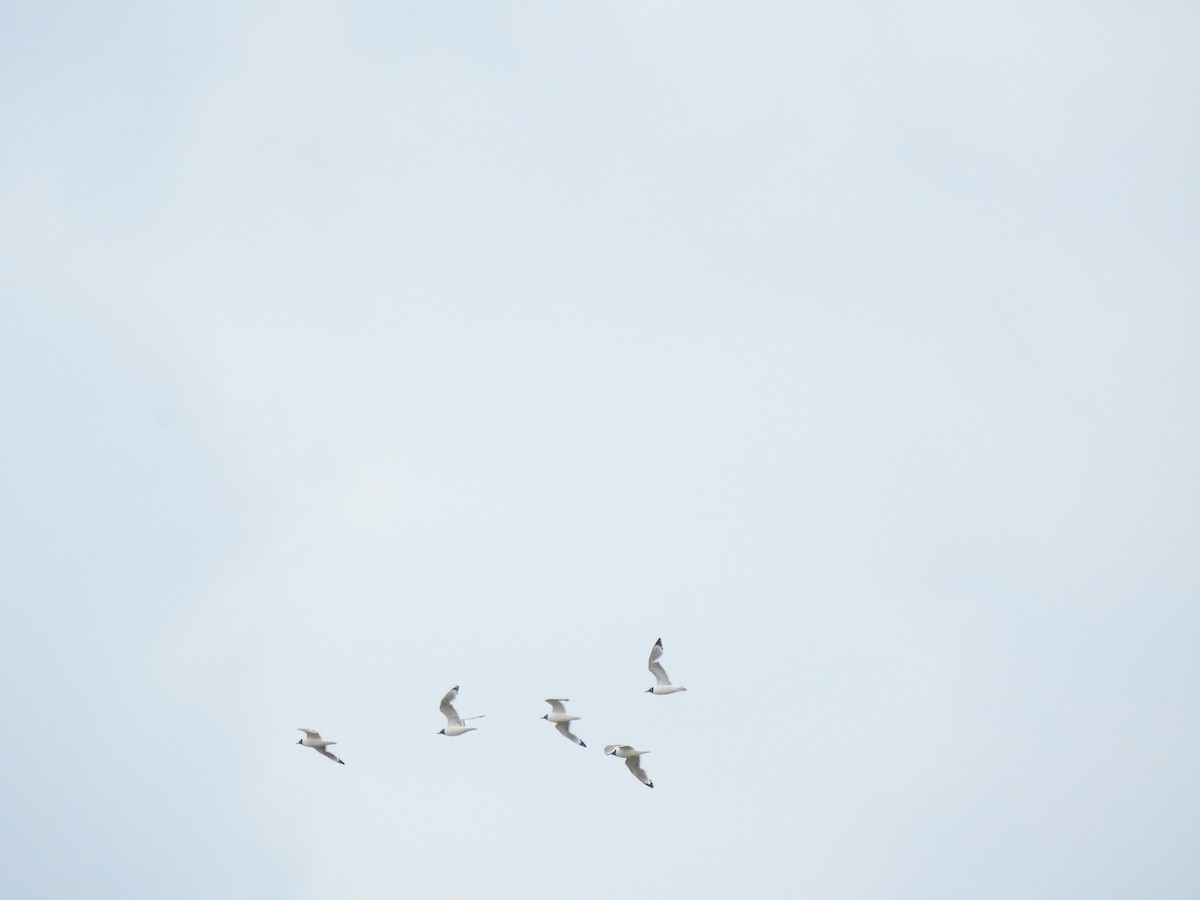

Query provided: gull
[604,744,653,788]
[438,685,484,736]
[541,699,586,747]
[646,637,687,695]
[296,728,345,765]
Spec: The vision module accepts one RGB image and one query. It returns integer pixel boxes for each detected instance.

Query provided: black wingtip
[655,638,663,647]
[339,760,345,765]
[646,782,654,788]
[579,741,587,748]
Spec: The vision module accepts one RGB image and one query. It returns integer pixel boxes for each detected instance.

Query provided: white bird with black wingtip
[604,744,653,788]
[437,685,484,736]
[541,699,586,747]
[646,637,687,695]
[296,728,345,765]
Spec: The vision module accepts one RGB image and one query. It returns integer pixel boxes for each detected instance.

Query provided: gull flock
[296,637,687,789]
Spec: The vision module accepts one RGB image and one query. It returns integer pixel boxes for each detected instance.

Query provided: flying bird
[646,637,687,695]
[438,685,484,736]
[604,744,653,787]
[296,728,345,765]
[541,698,586,747]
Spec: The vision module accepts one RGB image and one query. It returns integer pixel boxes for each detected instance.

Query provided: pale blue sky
[2,3,1198,898]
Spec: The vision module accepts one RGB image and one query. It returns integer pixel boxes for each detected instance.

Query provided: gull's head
[645,687,654,693]
[540,713,548,720]
[437,728,445,735]
[296,739,303,745]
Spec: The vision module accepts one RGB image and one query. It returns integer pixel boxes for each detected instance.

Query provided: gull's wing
[555,721,585,747]
[625,754,653,787]
[648,638,671,685]
[604,744,631,756]
[297,728,322,739]
[440,686,464,726]
[648,638,664,665]
[316,747,345,765]
[544,699,568,715]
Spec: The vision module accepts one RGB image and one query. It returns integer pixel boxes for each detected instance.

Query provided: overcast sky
[2,3,1198,898]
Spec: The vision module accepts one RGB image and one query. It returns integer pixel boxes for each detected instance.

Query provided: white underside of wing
[555,721,585,746]
[648,639,673,685]
[625,755,652,786]
[439,687,464,726]
[648,660,671,685]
